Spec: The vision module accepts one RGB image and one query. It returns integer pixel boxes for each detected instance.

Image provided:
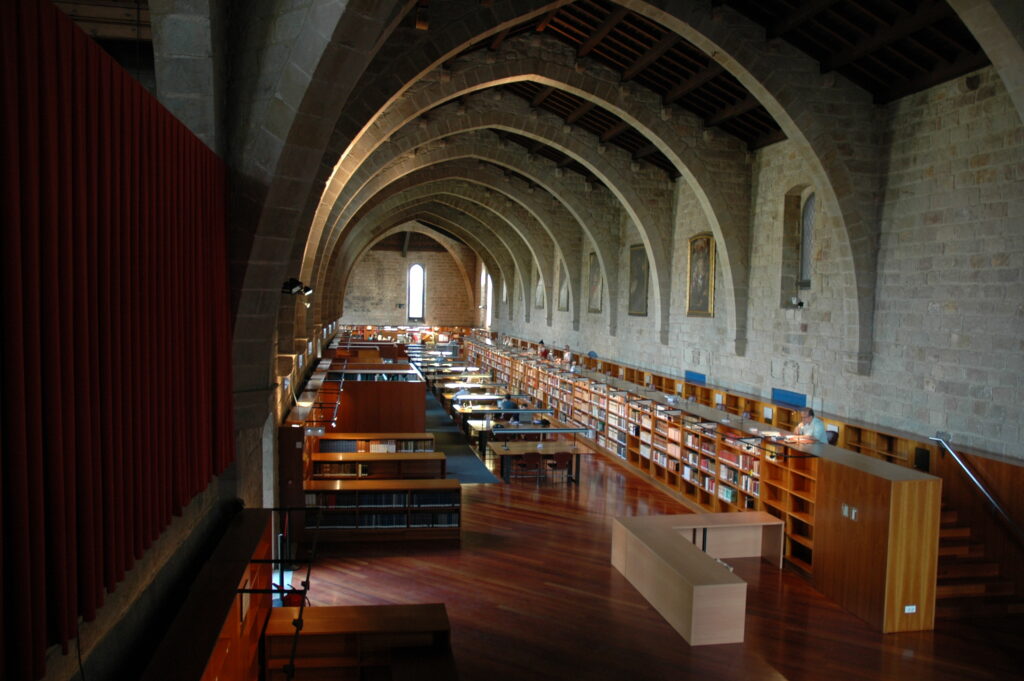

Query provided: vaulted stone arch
[330,188,540,324]
[614,0,881,373]
[325,165,589,331]
[310,32,752,351]
[323,217,498,323]
[323,204,517,324]
[312,136,628,339]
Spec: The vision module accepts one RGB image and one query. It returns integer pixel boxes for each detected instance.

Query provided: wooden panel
[613,516,747,645]
[140,511,273,681]
[337,381,425,432]
[814,458,891,630]
[884,477,941,631]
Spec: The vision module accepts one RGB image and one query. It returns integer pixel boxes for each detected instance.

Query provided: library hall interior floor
[299,446,1022,681]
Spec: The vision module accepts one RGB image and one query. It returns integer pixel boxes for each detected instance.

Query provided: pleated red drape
[1,3,235,679]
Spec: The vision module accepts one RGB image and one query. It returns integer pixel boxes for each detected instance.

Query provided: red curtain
[1,2,235,679]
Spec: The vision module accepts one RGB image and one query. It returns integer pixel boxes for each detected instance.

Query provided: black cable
[76,627,87,681]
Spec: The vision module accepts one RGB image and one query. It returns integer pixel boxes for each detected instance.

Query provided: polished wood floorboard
[302,452,1023,681]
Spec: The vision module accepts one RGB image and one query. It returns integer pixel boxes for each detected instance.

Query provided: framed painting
[686,234,715,317]
[628,244,648,316]
[588,252,602,313]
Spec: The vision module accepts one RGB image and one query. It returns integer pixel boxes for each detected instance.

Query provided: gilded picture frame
[686,234,715,317]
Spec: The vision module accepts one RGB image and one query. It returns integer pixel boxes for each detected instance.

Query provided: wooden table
[611,512,784,646]
[486,440,589,483]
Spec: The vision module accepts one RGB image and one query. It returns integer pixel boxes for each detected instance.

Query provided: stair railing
[930,432,1024,549]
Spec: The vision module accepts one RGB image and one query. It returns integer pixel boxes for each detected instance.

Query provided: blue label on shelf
[684,370,706,385]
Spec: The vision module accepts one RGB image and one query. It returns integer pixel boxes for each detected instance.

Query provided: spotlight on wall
[790,296,805,308]
[282,278,313,296]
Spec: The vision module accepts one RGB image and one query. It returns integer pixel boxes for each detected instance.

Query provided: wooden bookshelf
[467,338,941,632]
[302,478,461,542]
[315,432,435,453]
[310,451,446,480]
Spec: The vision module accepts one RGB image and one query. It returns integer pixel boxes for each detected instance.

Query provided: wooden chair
[546,452,573,483]
[512,452,545,483]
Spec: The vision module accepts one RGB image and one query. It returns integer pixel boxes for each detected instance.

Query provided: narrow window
[408,263,424,320]
[799,192,815,288]
[485,274,493,327]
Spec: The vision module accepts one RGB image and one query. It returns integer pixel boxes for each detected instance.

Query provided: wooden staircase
[935,506,1024,618]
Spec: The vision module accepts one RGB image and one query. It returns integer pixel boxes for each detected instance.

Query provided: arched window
[799,192,816,288]
[408,264,424,321]
[485,274,493,327]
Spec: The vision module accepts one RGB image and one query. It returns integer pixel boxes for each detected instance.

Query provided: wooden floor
[303,451,1023,681]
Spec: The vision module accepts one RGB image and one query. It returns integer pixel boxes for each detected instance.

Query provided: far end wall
[339,248,478,326]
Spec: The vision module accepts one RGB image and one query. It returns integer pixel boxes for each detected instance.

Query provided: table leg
[571,453,581,485]
[478,431,489,457]
[500,455,510,483]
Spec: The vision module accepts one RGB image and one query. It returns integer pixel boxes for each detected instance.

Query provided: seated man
[496,393,518,421]
[793,407,828,444]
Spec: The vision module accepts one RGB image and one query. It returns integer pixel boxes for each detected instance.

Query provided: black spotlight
[302,285,314,296]
[282,278,304,295]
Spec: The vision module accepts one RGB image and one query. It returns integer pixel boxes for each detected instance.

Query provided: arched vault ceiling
[303,32,762,349]
[327,203,518,322]
[315,151,624,335]
[292,0,992,369]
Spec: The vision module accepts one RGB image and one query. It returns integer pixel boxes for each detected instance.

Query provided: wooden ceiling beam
[823,0,953,72]
[489,27,510,51]
[768,0,840,40]
[531,85,556,107]
[565,100,596,124]
[535,8,558,33]
[632,143,659,160]
[623,32,680,81]
[578,6,628,58]
[879,49,988,103]
[664,63,723,104]
[706,96,761,127]
[600,120,630,143]
[751,129,788,150]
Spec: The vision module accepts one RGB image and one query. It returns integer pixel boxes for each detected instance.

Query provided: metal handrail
[930,432,1024,549]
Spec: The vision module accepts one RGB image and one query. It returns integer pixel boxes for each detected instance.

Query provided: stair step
[939,525,971,539]
[936,596,1024,619]
[936,576,1014,598]
[937,559,1001,579]
[940,508,958,524]
[937,538,985,557]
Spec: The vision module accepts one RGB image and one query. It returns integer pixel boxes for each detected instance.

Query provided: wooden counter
[611,512,783,646]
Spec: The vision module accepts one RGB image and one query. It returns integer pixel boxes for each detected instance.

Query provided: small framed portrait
[686,234,715,317]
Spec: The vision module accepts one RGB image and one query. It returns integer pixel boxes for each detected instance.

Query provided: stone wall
[495,66,1024,459]
[339,248,477,327]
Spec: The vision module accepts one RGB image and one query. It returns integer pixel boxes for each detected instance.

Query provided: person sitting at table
[452,387,472,401]
[496,394,517,421]
[794,407,828,444]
